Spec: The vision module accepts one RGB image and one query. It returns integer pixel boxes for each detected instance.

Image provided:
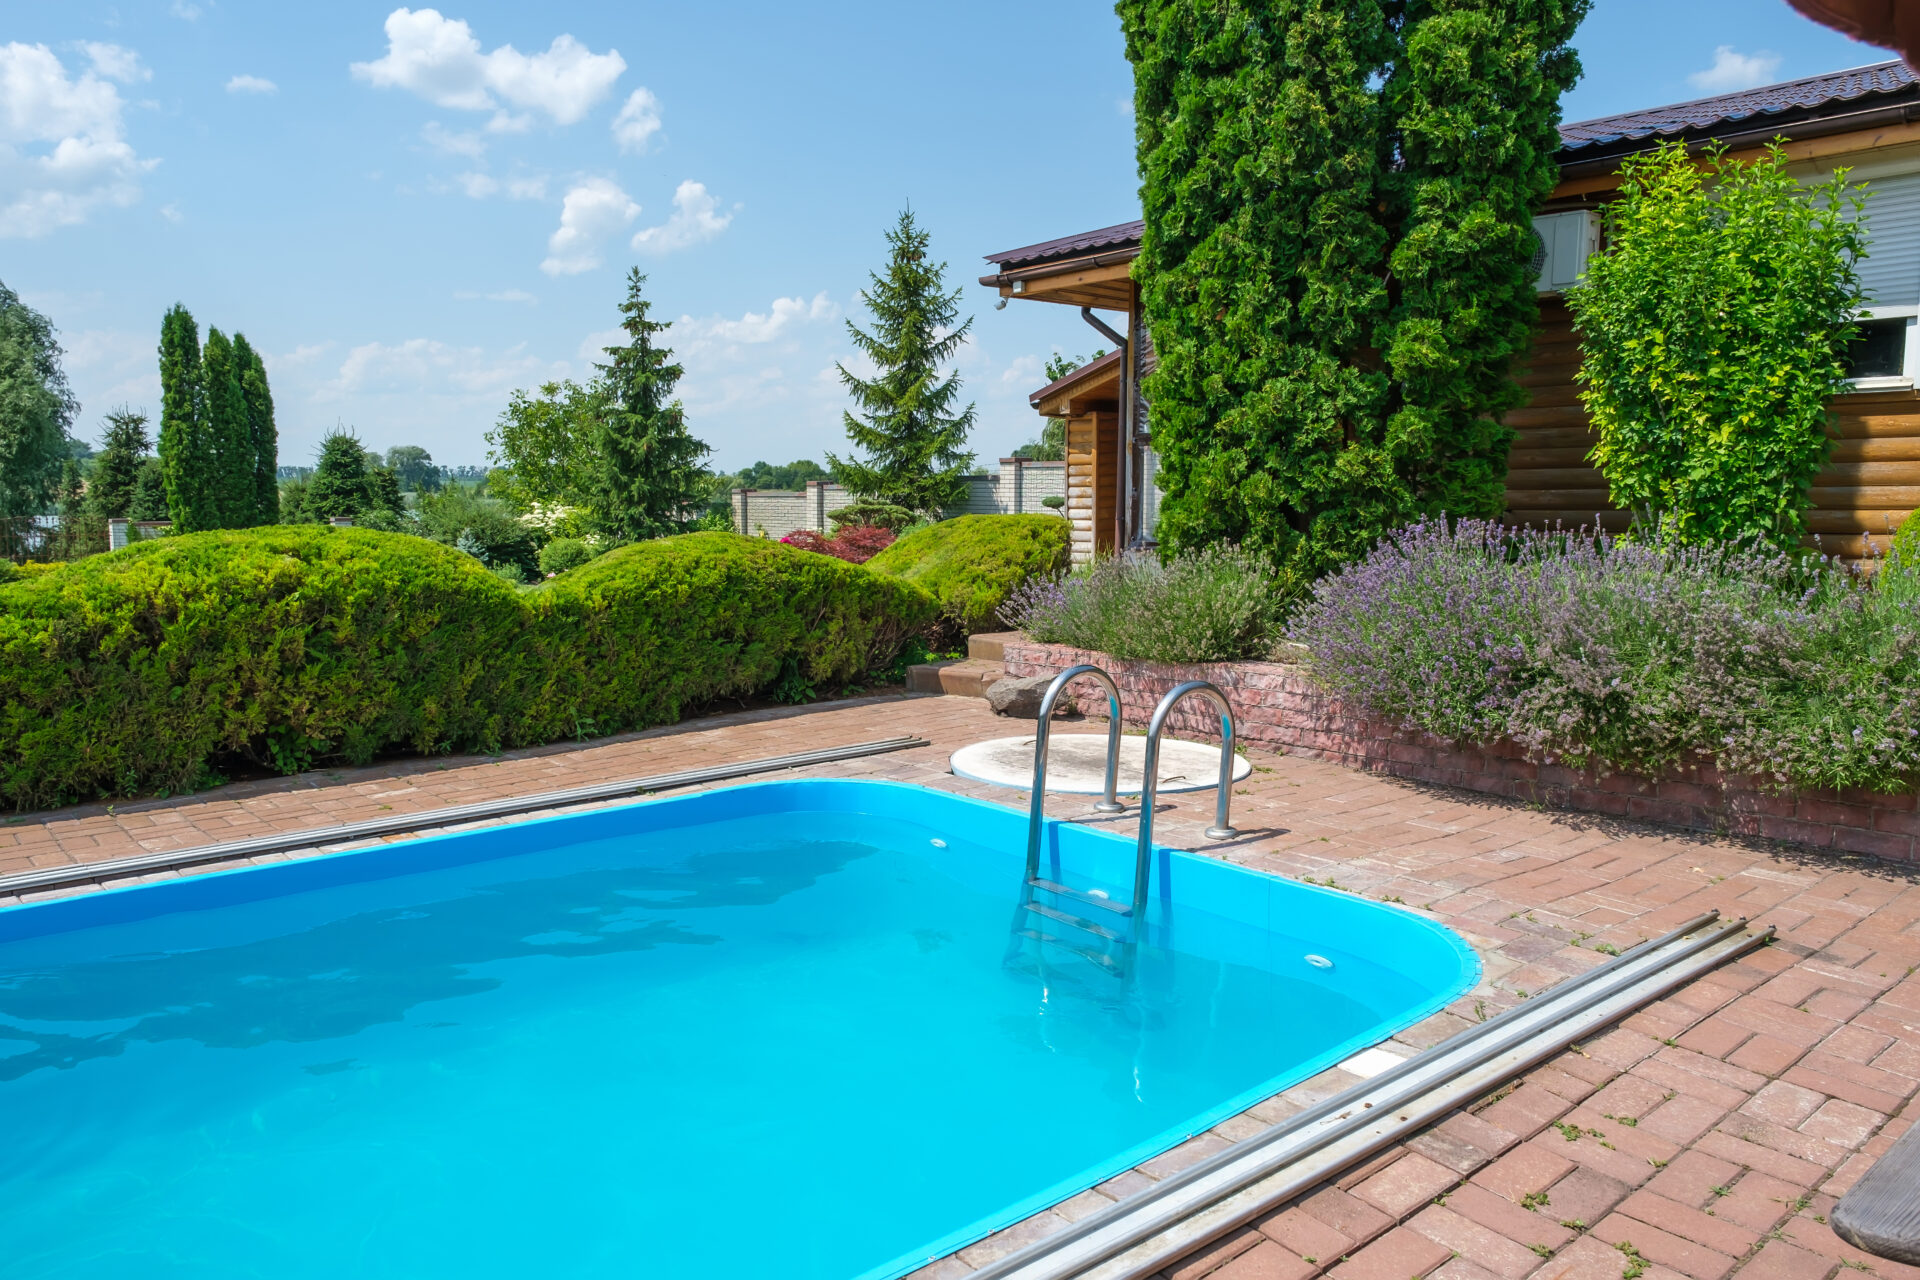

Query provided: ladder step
[1015,927,1123,972]
[1023,900,1128,941]
[1027,877,1133,916]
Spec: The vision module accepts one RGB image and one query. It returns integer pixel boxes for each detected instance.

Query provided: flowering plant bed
[1003,638,1920,866]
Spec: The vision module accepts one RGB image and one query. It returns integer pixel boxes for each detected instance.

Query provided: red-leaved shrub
[779,525,895,564]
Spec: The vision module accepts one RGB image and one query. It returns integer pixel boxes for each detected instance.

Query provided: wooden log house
[980,60,1920,564]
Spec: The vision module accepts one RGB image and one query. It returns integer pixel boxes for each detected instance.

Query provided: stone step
[967,631,1022,663]
[905,658,1006,698]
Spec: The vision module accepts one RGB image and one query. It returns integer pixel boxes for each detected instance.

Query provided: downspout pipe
[1081,307,1130,551]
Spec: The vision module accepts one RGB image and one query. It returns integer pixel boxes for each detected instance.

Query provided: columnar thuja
[1116,0,1587,583]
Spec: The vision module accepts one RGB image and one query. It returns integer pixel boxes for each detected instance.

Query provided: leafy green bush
[864,514,1068,634]
[1568,142,1867,547]
[1005,547,1291,662]
[0,528,934,808]
[538,536,598,576]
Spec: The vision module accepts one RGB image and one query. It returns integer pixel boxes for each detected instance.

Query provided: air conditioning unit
[1531,210,1600,294]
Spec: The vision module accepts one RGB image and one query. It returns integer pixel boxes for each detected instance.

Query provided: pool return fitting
[1012,669,1240,974]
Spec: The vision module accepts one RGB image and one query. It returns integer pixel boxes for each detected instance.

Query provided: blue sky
[3,2,1889,472]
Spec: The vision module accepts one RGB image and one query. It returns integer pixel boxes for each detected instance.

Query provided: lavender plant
[1004,546,1289,663]
[1290,518,1920,793]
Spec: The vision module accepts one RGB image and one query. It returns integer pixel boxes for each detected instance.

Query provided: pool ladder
[1008,666,1240,977]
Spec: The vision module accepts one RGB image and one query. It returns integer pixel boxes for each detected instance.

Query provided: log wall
[1504,300,1920,557]
[1064,410,1118,565]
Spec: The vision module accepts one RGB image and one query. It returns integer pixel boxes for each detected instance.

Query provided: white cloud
[61,327,160,418]
[83,43,149,83]
[1000,354,1043,387]
[505,175,545,199]
[1115,95,1134,118]
[683,293,835,345]
[421,120,486,157]
[611,86,661,153]
[631,179,731,253]
[452,288,536,304]
[0,42,155,238]
[324,337,552,399]
[170,1,203,20]
[456,170,496,198]
[351,8,624,126]
[226,74,277,94]
[1688,46,1783,94]
[577,326,624,362]
[542,176,639,275]
[159,202,181,222]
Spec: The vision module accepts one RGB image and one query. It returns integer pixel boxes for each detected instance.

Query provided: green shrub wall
[0,527,935,809]
[864,514,1069,635]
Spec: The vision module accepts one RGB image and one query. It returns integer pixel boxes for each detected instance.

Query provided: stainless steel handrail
[1025,664,1127,879]
[1131,681,1239,915]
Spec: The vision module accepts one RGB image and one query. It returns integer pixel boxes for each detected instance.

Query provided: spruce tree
[233,333,279,524]
[129,457,168,521]
[827,209,976,516]
[591,268,710,542]
[202,327,254,527]
[304,430,374,520]
[158,304,219,531]
[87,409,151,520]
[1118,0,1585,579]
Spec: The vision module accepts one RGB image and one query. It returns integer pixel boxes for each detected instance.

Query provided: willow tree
[1118,0,1587,580]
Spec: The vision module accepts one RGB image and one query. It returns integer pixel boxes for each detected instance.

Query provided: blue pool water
[0,779,1476,1280]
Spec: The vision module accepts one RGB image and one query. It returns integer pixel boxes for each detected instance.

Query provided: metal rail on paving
[1026,665,1127,880]
[1131,681,1238,916]
[970,911,1771,1280]
[0,736,932,899]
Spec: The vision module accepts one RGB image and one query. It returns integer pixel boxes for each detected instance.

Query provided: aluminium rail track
[972,910,1771,1280]
[0,735,931,899]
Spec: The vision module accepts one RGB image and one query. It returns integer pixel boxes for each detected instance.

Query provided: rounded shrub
[538,537,597,576]
[0,528,935,809]
[864,513,1070,635]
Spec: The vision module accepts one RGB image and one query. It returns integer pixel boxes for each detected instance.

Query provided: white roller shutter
[1855,171,1920,311]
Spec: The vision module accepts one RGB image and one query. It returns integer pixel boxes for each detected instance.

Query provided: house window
[1847,317,1909,379]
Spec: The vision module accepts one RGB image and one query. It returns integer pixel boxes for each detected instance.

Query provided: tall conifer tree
[233,333,278,523]
[1118,0,1585,578]
[827,209,976,516]
[86,409,151,520]
[158,304,218,531]
[591,268,710,542]
[202,327,254,526]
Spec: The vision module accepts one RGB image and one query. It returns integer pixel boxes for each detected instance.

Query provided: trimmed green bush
[0,527,935,809]
[864,514,1070,635]
[538,536,598,576]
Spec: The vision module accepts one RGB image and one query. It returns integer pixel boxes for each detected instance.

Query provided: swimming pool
[0,778,1476,1280]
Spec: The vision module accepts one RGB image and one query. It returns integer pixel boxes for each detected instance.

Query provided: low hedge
[864,514,1069,635]
[0,527,935,809]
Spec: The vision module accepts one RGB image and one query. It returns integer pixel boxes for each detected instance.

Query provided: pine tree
[158,304,218,531]
[827,209,976,516]
[304,430,374,520]
[591,268,710,542]
[1119,0,1585,579]
[368,465,406,519]
[202,327,254,527]
[86,409,151,520]
[233,333,279,524]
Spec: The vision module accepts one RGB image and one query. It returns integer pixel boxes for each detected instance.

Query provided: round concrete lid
[950,734,1252,795]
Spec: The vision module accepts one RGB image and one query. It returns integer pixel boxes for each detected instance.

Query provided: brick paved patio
[3,692,1917,1280]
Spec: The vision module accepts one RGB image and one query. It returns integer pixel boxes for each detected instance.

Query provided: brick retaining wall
[1003,639,1920,866]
